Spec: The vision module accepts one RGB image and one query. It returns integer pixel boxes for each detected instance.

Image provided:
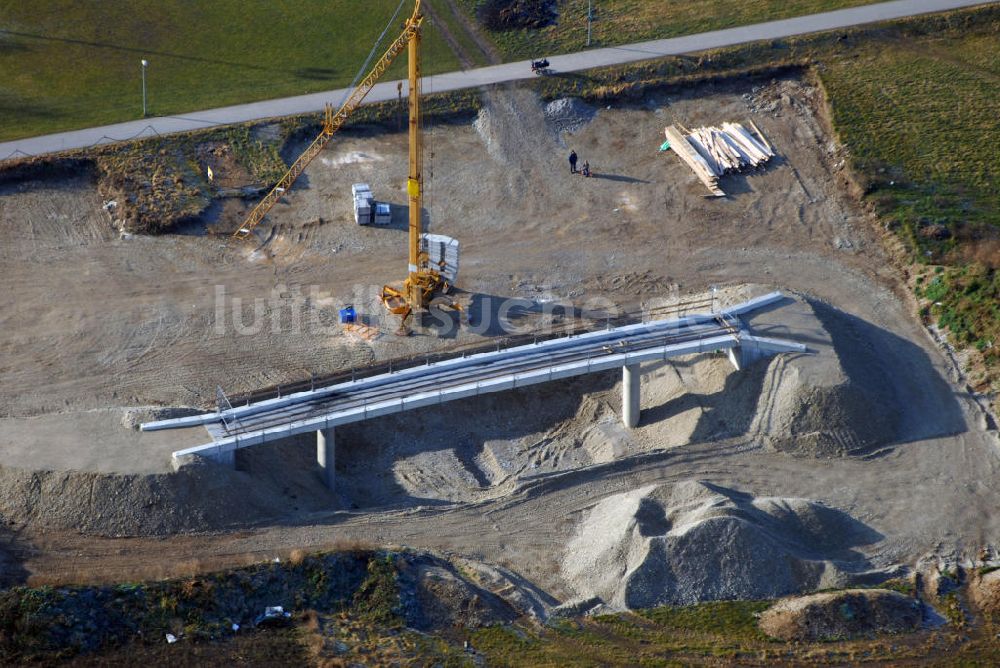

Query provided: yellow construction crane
[377,0,455,325]
[233,2,424,239]
[237,0,454,329]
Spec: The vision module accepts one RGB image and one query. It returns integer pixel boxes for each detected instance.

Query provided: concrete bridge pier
[622,363,641,428]
[317,427,336,490]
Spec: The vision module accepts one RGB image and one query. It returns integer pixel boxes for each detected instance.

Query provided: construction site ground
[1,76,998,597]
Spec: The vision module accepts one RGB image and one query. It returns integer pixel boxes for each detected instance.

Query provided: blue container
[339,305,356,324]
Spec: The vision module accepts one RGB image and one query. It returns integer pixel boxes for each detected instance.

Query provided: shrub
[476,0,556,31]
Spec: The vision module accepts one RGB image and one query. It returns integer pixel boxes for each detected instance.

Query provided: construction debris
[254,605,292,627]
[664,122,774,196]
[343,322,382,342]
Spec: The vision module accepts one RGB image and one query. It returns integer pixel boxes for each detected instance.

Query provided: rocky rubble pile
[562,480,889,608]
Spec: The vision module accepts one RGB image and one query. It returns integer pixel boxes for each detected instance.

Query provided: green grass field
[820,20,1000,374]
[457,0,878,59]
[0,0,460,141]
[822,30,1000,240]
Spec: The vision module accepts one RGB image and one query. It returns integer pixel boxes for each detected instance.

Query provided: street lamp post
[141,59,148,117]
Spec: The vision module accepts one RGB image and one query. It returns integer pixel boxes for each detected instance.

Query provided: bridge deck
[143,292,805,464]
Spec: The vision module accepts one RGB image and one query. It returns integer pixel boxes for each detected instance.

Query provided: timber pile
[664,122,774,196]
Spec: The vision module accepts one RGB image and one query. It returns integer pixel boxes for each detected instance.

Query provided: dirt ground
[1,76,998,599]
[0,77,884,421]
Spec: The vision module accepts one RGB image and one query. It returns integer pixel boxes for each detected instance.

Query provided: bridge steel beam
[143,292,789,434]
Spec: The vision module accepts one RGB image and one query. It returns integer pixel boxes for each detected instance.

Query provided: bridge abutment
[622,363,641,428]
[317,427,335,490]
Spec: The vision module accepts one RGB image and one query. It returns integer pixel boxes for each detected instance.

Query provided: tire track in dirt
[432,0,503,66]
[424,0,476,70]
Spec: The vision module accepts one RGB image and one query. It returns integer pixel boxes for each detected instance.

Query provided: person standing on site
[569,150,578,174]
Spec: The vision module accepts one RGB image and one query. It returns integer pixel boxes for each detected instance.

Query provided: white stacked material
[421,233,459,283]
[373,202,391,226]
[682,122,773,177]
[664,122,774,196]
[352,183,374,225]
[354,198,372,225]
[664,125,724,197]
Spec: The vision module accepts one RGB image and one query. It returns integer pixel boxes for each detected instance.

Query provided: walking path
[0,0,992,161]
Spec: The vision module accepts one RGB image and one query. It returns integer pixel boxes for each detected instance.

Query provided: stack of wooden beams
[664,121,774,196]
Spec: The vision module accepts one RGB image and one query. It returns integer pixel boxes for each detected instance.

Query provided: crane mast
[380,0,455,326]
[406,13,423,307]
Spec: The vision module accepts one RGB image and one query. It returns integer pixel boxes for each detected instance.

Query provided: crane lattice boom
[234,8,423,238]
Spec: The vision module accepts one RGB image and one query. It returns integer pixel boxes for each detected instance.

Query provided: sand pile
[337,372,624,507]
[562,480,886,608]
[758,589,921,640]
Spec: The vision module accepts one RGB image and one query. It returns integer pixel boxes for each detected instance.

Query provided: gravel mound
[0,439,339,536]
[562,481,885,609]
[751,357,893,456]
[474,89,557,166]
[758,589,922,641]
[750,300,901,457]
[543,98,596,134]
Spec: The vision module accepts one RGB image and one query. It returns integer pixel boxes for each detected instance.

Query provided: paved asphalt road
[0,0,993,161]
